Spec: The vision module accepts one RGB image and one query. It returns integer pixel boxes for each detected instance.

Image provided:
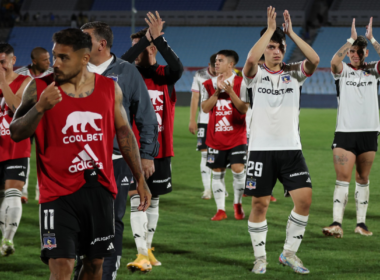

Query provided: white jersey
[333,62,380,132]
[191,67,215,124]
[243,61,310,151]
[15,65,54,78]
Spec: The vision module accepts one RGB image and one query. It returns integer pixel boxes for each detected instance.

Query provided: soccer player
[9,28,151,279]
[15,47,53,203]
[202,49,249,221]
[121,11,183,271]
[79,21,158,279]
[0,43,32,256]
[189,54,217,199]
[323,18,380,238]
[242,7,319,274]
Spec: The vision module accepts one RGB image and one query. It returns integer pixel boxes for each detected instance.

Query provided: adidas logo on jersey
[69,144,104,173]
[350,72,355,75]
[107,242,114,250]
[0,118,10,136]
[90,171,97,176]
[262,76,270,82]
[18,171,25,177]
[306,177,311,183]
[216,117,233,132]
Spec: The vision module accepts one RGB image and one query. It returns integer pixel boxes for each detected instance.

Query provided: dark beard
[54,68,81,84]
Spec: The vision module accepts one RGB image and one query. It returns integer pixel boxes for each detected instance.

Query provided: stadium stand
[24,0,78,11]
[91,0,225,11]
[330,0,380,11]
[236,0,309,11]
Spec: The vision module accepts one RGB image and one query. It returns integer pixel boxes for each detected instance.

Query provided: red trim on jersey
[263,63,284,74]
[347,63,367,71]
[191,89,200,93]
[301,60,313,77]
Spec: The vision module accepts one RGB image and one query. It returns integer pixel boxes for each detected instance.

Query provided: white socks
[0,189,4,236]
[200,151,211,192]
[1,189,22,241]
[333,180,349,224]
[130,195,148,256]
[212,171,226,211]
[283,210,308,254]
[146,196,159,249]
[232,170,245,204]
[248,220,268,259]
[355,181,369,224]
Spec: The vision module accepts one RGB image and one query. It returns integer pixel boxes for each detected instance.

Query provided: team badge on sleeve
[281,75,291,84]
[246,178,256,190]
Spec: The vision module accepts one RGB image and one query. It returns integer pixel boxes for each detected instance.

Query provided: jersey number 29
[247,161,263,177]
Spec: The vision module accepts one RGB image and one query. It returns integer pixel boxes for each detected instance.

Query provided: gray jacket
[103,55,159,160]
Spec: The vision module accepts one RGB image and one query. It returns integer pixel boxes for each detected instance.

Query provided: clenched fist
[36,82,62,113]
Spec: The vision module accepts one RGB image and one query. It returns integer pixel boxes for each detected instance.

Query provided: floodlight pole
[131,0,136,34]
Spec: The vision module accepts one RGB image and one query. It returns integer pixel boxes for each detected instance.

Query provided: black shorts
[332,132,378,156]
[196,123,208,151]
[113,157,133,192]
[0,157,29,185]
[206,145,246,169]
[244,150,312,197]
[40,177,115,264]
[129,157,172,196]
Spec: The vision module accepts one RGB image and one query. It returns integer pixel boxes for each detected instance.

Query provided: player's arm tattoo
[372,41,380,57]
[336,43,350,58]
[114,83,144,181]
[10,80,43,142]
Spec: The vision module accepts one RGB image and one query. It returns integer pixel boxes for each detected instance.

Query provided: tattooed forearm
[116,125,144,180]
[372,41,380,57]
[10,80,41,142]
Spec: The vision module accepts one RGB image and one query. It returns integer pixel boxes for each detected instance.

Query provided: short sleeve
[364,61,380,79]
[191,72,199,92]
[243,66,261,88]
[332,62,348,80]
[201,83,209,102]
[286,61,311,86]
[240,80,249,102]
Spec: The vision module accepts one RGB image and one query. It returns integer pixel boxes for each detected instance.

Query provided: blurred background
[1,0,380,107]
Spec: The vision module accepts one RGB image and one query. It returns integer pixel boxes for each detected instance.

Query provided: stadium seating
[330,0,380,10]
[25,0,78,11]
[91,0,225,11]
[236,0,309,11]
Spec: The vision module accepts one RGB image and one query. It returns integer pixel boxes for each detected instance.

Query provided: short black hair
[216,50,239,65]
[52,28,92,52]
[260,27,286,45]
[210,53,217,65]
[81,21,114,48]
[31,47,48,59]
[353,35,368,49]
[131,27,148,40]
[0,43,14,55]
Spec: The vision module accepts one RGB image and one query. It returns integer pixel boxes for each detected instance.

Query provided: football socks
[232,170,245,204]
[200,151,211,192]
[146,196,159,249]
[2,189,22,241]
[283,210,308,254]
[130,194,148,256]
[212,171,226,211]
[333,180,349,224]
[355,181,369,224]
[248,220,268,259]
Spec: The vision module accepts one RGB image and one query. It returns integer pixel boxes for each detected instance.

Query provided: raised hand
[282,10,293,35]
[145,11,165,40]
[351,18,357,40]
[216,74,225,90]
[36,82,62,112]
[0,65,6,85]
[366,17,373,40]
[267,6,277,31]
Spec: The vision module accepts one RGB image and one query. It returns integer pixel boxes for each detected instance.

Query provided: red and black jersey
[0,74,31,162]
[204,76,247,150]
[34,73,117,203]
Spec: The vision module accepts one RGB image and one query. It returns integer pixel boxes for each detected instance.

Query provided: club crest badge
[363,70,370,76]
[43,237,57,250]
[107,75,118,82]
[207,155,215,163]
[281,75,291,84]
[246,179,256,190]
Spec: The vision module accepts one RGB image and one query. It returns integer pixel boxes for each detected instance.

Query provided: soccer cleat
[201,190,212,200]
[211,209,227,221]
[270,195,277,202]
[252,257,267,274]
[354,223,373,236]
[127,254,152,272]
[21,196,28,204]
[233,203,245,220]
[1,238,15,257]
[148,248,161,266]
[322,222,343,238]
[279,253,309,274]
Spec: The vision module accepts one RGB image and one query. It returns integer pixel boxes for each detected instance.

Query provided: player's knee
[336,173,351,182]
[231,164,244,173]
[251,199,269,215]
[298,197,312,212]
[83,258,103,275]
[355,173,369,184]
[49,258,74,275]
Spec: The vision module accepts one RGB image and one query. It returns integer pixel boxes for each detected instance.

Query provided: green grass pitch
[1,108,379,279]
